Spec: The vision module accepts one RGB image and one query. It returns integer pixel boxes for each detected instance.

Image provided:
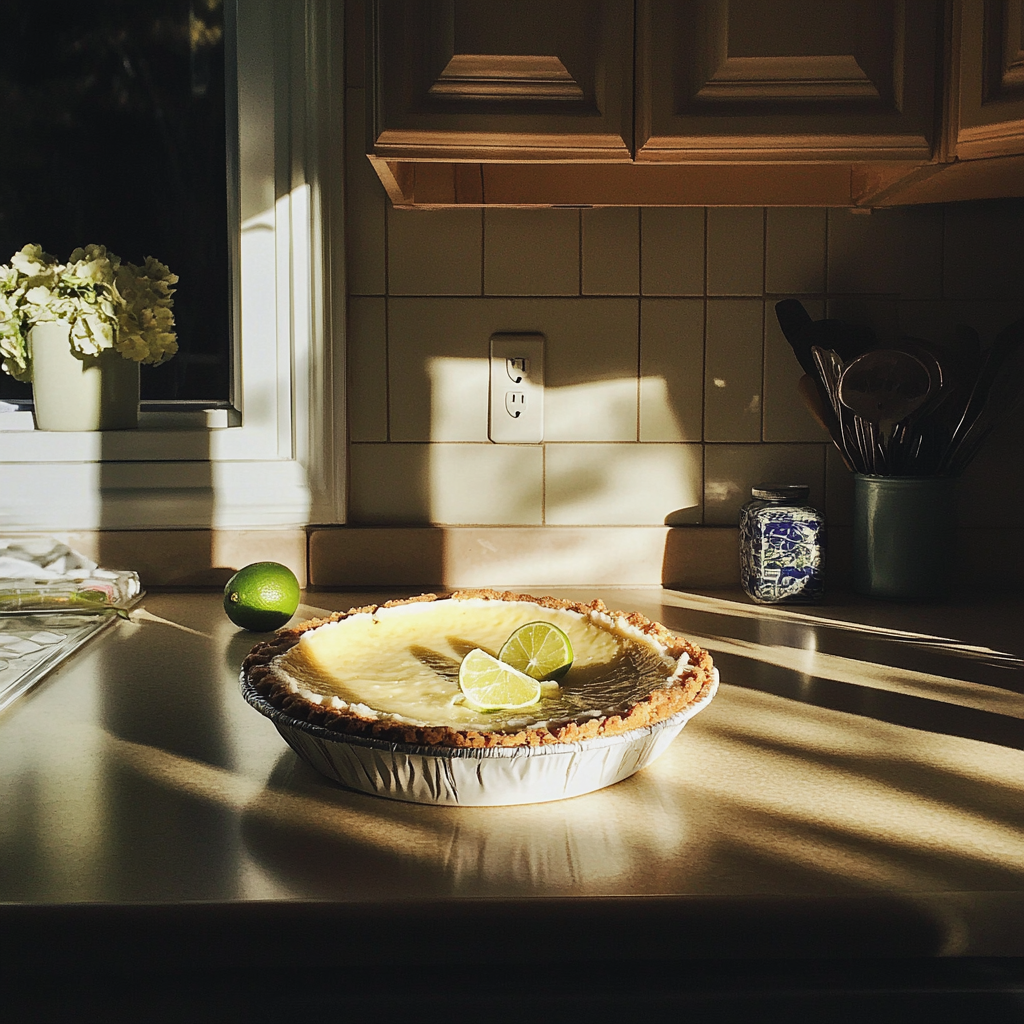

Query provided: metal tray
[240,669,718,806]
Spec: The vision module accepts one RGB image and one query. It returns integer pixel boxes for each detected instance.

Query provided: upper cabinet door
[370,0,634,162]
[951,0,1024,159]
[636,0,941,162]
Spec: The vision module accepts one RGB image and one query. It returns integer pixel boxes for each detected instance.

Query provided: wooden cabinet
[369,0,633,162]
[950,0,1024,159]
[866,0,1024,205]
[364,0,1024,207]
[636,0,939,163]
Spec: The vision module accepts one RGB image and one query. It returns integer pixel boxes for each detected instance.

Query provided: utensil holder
[853,475,952,600]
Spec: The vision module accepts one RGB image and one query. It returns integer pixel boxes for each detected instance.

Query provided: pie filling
[268,598,686,732]
[243,592,715,749]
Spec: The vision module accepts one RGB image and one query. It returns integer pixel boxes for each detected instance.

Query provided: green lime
[458,648,541,711]
[498,620,573,681]
[223,561,300,631]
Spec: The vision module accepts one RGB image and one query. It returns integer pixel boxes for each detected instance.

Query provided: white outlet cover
[489,333,544,443]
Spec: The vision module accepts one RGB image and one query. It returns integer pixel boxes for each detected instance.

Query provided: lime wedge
[458,649,542,711]
[498,620,574,681]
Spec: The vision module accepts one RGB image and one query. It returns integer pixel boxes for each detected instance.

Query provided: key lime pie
[243,591,716,754]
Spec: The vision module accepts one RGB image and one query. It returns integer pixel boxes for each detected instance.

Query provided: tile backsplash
[345,89,1024,543]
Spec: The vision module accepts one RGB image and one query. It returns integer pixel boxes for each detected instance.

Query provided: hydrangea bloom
[0,243,177,381]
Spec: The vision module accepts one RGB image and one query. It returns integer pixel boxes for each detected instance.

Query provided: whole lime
[223,561,300,631]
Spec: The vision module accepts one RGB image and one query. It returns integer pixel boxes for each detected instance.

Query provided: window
[0,0,230,403]
[0,0,345,531]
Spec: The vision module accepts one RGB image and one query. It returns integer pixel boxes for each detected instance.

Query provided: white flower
[0,243,177,381]
[10,244,56,278]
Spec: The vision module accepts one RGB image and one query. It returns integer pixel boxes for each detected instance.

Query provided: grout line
[383,209,391,444]
[823,208,830,308]
[701,216,708,450]
[703,207,709,297]
[636,295,642,442]
[939,205,946,301]
[761,208,768,443]
[637,208,644,296]
[578,208,583,296]
[540,443,546,525]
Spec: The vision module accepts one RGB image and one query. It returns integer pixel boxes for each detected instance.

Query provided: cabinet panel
[953,0,1024,159]
[636,0,941,161]
[370,0,634,161]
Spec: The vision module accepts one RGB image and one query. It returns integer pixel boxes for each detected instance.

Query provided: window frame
[0,0,346,530]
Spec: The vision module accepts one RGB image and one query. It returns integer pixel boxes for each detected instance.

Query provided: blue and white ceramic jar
[739,484,825,604]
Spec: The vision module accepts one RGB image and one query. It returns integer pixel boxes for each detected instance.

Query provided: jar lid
[751,483,810,502]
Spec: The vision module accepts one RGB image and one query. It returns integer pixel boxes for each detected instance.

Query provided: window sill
[0,404,241,433]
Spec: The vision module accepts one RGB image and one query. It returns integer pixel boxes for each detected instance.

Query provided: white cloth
[0,537,99,581]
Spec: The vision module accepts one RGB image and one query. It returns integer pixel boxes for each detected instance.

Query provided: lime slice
[498,620,574,681]
[458,649,542,711]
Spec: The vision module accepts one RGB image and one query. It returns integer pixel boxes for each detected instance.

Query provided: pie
[242,590,716,750]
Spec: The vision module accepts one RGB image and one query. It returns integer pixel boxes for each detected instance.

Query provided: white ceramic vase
[28,321,139,431]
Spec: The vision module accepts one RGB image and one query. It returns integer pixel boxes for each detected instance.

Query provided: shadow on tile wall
[344,77,1024,581]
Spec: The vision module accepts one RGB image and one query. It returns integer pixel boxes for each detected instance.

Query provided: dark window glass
[0,0,230,402]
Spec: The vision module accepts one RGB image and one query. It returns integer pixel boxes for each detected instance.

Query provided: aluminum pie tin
[240,669,718,807]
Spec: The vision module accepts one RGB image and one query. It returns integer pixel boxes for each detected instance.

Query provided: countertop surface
[2,587,1024,962]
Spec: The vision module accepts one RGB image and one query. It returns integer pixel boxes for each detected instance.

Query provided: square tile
[827,206,942,298]
[704,443,826,526]
[897,300,1024,354]
[345,88,386,296]
[639,299,704,441]
[347,297,387,442]
[429,444,544,524]
[640,208,704,296]
[541,299,640,441]
[763,298,828,442]
[707,207,764,296]
[766,208,826,294]
[387,299,491,442]
[484,209,579,295]
[704,299,763,442]
[349,443,430,523]
[893,204,944,299]
[582,208,640,295]
[349,442,543,525]
[388,207,482,295]
[545,443,702,525]
[310,527,444,587]
[944,199,1024,301]
[824,297,900,347]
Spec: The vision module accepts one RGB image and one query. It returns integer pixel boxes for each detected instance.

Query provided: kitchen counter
[2,587,1024,1014]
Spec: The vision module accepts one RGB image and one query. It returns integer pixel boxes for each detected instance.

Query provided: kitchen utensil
[884,337,947,475]
[942,316,1024,475]
[775,300,877,372]
[775,299,817,375]
[838,349,933,474]
[838,349,932,425]
[813,346,868,473]
[796,373,833,436]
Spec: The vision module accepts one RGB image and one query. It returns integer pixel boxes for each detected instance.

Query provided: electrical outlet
[489,333,544,443]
